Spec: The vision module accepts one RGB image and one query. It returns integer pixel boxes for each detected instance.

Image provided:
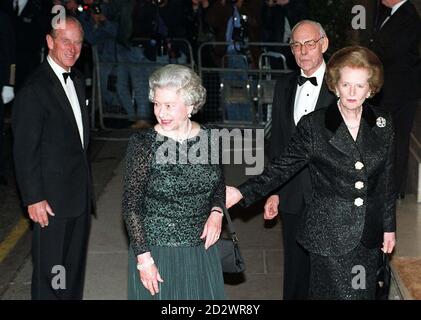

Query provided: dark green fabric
[128,245,226,300]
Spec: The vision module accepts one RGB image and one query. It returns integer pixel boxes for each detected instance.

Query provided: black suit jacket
[369,1,421,105]
[240,103,396,256]
[12,61,94,218]
[269,71,336,215]
[0,0,49,52]
[0,12,15,87]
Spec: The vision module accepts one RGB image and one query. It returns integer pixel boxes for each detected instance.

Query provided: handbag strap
[221,205,239,243]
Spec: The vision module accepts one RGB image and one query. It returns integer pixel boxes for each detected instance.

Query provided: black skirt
[309,243,381,300]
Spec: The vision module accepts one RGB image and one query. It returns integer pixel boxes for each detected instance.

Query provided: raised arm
[233,115,314,207]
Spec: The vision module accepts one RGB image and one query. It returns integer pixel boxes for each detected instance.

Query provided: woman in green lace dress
[122,64,226,300]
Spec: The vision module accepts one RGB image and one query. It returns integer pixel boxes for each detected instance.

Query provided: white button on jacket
[354,198,364,207]
[355,181,364,189]
[355,161,364,170]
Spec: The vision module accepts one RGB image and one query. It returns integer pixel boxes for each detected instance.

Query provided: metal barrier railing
[91,38,194,130]
[197,41,292,134]
[90,40,292,133]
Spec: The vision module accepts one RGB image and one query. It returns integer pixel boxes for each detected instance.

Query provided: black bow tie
[62,71,75,84]
[297,75,318,86]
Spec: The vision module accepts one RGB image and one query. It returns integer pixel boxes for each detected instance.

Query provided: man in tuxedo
[13,16,94,300]
[369,0,421,199]
[0,12,16,185]
[263,20,336,300]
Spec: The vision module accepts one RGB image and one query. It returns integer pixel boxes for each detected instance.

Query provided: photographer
[77,0,120,112]
[206,0,261,68]
[262,0,309,70]
[206,0,261,121]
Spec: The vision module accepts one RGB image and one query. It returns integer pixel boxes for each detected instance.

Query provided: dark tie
[62,72,75,84]
[376,8,392,31]
[297,75,318,86]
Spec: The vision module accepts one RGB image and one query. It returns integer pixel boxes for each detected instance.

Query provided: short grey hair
[290,20,327,42]
[149,64,206,114]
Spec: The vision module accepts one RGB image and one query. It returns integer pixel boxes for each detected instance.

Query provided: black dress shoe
[397,193,405,200]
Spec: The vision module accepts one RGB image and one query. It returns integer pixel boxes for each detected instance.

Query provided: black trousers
[281,211,310,300]
[31,212,91,300]
[383,99,418,195]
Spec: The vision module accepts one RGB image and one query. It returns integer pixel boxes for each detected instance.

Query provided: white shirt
[47,55,84,148]
[293,61,326,125]
[14,0,28,16]
[380,0,407,28]
[391,0,407,15]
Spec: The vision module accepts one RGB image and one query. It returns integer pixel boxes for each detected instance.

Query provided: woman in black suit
[226,46,396,299]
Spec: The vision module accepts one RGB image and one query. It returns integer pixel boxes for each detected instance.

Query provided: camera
[232,14,249,53]
[77,1,102,15]
[151,0,167,7]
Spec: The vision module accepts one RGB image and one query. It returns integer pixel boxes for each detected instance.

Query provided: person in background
[0,12,16,185]
[369,0,421,199]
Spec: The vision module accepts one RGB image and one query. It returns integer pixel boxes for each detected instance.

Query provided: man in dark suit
[0,11,16,185]
[262,0,309,70]
[369,0,421,199]
[263,20,336,300]
[0,0,49,88]
[13,16,93,300]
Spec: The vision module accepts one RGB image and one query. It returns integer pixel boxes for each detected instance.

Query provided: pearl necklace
[345,123,360,130]
[338,102,361,130]
[176,119,192,144]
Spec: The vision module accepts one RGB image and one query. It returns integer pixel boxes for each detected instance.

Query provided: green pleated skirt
[128,244,226,300]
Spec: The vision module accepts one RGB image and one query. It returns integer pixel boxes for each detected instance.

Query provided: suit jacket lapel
[315,81,335,110]
[355,105,383,175]
[325,102,361,160]
[73,74,89,150]
[44,63,85,150]
[287,72,299,131]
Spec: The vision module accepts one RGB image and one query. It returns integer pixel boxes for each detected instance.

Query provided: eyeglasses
[290,37,324,52]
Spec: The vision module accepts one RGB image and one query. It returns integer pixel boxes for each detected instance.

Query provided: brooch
[376,117,386,128]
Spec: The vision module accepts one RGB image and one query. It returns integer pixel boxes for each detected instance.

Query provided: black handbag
[376,252,391,300]
[216,205,246,273]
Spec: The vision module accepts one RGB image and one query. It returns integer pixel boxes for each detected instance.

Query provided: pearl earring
[188,112,192,118]
[336,92,340,98]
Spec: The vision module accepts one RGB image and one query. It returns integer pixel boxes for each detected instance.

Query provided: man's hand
[226,186,243,209]
[1,86,14,104]
[264,195,279,220]
[28,200,55,228]
[382,232,396,254]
